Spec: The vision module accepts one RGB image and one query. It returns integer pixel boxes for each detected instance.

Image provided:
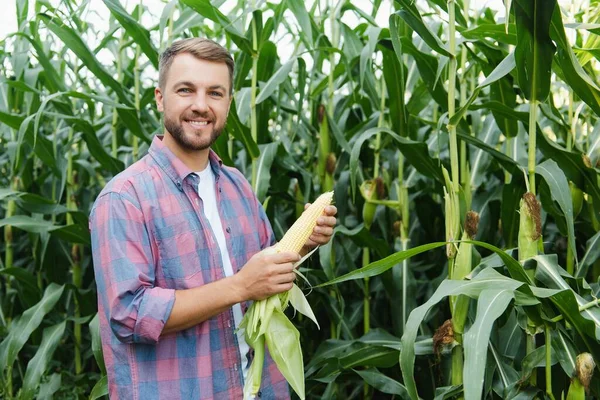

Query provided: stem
[374,78,386,178]
[111,33,124,158]
[545,325,554,400]
[528,100,538,195]
[451,345,464,388]
[527,332,537,385]
[550,298,600,323]
[447,0,459,194]
[567,91,573,151]
[132,1,142,163]
[505,137,513,184]
[363,248,370,334]
[567,242,574,276]
[250,8,259,190]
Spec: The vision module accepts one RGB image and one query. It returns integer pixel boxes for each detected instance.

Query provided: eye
[210,91,224,97]
[177,88,192,93]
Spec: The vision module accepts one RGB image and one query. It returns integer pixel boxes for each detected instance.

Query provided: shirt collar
[148,135,223,190]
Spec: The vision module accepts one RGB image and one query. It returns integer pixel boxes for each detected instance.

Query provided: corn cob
[275,191,334,253]
[242,191,333,400]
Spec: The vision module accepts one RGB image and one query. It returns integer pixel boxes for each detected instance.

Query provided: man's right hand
[234,248,300,301]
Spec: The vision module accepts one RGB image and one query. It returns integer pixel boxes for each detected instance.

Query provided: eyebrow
[173,81,227,93]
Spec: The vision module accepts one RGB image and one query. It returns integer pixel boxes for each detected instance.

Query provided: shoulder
[92,155,155,211]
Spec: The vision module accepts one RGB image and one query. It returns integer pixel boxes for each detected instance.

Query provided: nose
[190,91,209,113]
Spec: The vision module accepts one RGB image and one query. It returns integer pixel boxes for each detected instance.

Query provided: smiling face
[155,53,231,154]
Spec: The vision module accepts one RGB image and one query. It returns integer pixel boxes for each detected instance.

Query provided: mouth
[185,119,212,129]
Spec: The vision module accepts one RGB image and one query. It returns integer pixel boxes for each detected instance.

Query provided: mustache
[183,111,213,120]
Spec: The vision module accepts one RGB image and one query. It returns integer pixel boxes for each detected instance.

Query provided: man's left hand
[303,204,337,250]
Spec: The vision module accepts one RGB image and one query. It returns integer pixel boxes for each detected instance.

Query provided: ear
[155,87,164,112]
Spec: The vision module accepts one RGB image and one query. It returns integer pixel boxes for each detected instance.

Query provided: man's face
[155,53,231,152]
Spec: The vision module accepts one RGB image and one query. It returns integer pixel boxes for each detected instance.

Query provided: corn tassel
[241,191,333,400]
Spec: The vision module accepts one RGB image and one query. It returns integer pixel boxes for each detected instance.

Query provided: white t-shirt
[195,164,250,381]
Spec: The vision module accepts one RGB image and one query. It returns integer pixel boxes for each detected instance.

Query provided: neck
[162,131,210,171]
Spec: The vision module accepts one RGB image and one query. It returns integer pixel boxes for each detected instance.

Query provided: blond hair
[158,38,234,93]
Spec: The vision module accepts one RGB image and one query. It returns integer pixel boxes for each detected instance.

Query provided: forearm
[162,275,244,335]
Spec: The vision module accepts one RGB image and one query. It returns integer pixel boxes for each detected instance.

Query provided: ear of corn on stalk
[443,167,460,259]
[360,177,383,230]
[518,192,541,262]
[240,191,334,400]
[567,353,595,399]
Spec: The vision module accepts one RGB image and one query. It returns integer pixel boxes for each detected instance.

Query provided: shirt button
[226,227,231,233]
[227,320,231,328]
[218,187,222,193]
[234,364,238,371]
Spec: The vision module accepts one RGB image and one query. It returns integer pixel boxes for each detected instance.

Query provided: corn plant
[1,0,600,399]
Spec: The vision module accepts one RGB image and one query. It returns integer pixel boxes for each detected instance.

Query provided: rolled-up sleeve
[90,191,175,344]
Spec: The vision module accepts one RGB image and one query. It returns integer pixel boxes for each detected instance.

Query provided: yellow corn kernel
[275,191,334,254]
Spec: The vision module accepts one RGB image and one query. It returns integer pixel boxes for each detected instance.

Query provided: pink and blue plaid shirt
[90,136,290,399]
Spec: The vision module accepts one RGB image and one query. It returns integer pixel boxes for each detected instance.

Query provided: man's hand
[233,248,300,301]
[303,204,337,251]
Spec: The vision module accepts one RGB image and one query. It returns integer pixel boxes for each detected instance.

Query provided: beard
[163,111,225,151]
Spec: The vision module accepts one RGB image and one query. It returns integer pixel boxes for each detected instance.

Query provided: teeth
[189,120,209,126]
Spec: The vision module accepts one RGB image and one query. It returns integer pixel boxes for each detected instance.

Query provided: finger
[269,250,301,263]
[309,234,331,245]
[313,225,334,236]
[304,202,311,210]
[323,205,337,216]
[316,215,336,227]
[274,271,296,284]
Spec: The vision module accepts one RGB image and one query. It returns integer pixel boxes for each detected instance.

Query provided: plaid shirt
[90,136,290,400]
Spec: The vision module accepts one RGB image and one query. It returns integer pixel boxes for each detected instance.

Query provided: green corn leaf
[20,321,67,400]
[0,283,65,373]
[256,57,296,105]
[550,8,600,117]
[318,242,446,287]
[513,0,557,102]
[89,313,106,374]
[460,23,517,45]
[225,98,260,159]
[393,1,451,57]
[288,284,319,329]
[265,309,304,399]
[350,127,444,200]
[38,13,133,106]
[449,52,516,127]
[180,0,251,53]
[37,373,61,400]
[536,159,577,267]
[551,327,578,377]
[354,368,410,396]
[102,0,159,68]
[400,268,524,400]
[463,289,515,400]
[576,231,600,279]
[534,255,600,341]
[89,375,109,400]
[287,0,313,45]
[254,143,279,202]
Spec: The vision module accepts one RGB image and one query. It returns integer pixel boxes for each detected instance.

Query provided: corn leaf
[265,309,304,399]
[400,268,524,400]
[513,0,556,102]
[0,283,65,373]
[354,368,409,396]
[89,375,109,400]
[393,1,451,57]
[20,321,67,400]
[536,159,577,267]
[102,0,159,68]
[463,289,515,400]
[576,231,600,279]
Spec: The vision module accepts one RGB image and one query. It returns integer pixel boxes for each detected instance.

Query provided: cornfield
[1,0,600,398]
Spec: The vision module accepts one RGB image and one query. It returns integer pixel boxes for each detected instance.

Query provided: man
[89,38,337,399]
